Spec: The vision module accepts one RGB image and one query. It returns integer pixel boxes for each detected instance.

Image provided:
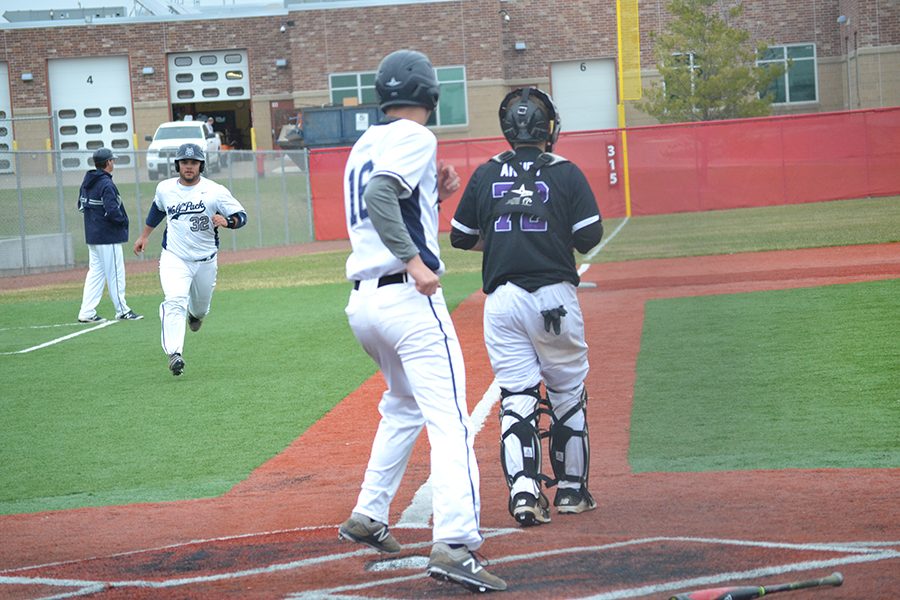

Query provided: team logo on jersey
[492,181,549,204]
[168,200,206,220]
[504,184,534,206]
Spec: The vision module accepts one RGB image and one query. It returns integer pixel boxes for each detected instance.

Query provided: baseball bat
[669,571,843,600]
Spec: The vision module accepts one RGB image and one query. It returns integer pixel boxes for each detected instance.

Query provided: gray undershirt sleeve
[363,175,419,263]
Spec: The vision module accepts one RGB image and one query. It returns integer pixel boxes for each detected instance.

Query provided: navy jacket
[78,169,129,245]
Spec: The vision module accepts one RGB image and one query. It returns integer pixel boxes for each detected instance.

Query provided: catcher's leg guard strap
[499,384,548,493]
[547,386,590,489]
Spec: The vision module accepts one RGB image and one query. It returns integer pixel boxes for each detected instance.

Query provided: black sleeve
[226,211,248,229]
[450,227,479,250]
[573,220,603,254]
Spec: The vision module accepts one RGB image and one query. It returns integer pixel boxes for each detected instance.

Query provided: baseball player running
[451,87,603,527]
[133,143,247,376]
[337,49,506,593]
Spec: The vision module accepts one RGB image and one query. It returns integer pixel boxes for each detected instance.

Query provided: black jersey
[452,146,601,294]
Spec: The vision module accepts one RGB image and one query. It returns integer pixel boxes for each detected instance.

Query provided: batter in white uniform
[336,49,506,594]
[133,143,247,376]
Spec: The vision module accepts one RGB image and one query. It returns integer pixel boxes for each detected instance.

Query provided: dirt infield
[1,243,898,599]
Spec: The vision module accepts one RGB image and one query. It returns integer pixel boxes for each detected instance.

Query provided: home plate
[366,556,429,572]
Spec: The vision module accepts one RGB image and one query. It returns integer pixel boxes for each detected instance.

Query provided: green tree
[639,0,784,123]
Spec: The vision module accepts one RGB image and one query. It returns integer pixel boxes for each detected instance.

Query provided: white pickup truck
[144,120,224,180]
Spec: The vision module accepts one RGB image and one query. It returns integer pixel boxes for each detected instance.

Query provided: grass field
[1,196,898,515]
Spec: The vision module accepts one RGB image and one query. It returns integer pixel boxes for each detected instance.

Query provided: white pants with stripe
[78,243,130,320]
[345,277,484,550]
[158,248,217,356]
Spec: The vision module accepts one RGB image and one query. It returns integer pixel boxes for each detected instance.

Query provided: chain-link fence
[0,149,313,276]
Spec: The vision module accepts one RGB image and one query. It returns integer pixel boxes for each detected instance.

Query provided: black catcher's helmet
[174,143,205,173]
[375,50,440,112]
[499,87,561,152]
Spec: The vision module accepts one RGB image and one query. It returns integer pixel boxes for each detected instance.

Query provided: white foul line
[0,320,118,355]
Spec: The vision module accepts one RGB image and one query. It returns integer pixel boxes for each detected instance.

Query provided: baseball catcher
[451,87,603,526]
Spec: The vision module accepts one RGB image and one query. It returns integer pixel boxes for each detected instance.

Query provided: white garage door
[550,59,618,132]
[0,63,12,173]
[48,56,135,171]
[168,50,249,103]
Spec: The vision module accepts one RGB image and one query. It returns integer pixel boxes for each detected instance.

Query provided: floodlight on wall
[275,58,288,68]
[514,41,527,51]
[837,15,849,25]
[141,66,155,75]
[21,72,33,82]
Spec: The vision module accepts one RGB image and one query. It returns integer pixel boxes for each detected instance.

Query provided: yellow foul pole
[615,0,641,218]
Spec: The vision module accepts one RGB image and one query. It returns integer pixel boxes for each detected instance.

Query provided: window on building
[329,66,467,127]
[329,73,378,106]
[757,43,817,104]
[666,52,700,100]
[429,66,467,127]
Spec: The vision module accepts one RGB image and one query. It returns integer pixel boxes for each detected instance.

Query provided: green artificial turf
[629,279,900,471]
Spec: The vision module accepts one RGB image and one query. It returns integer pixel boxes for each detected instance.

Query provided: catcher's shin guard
[547,385,591,492]
[499,384,551,494]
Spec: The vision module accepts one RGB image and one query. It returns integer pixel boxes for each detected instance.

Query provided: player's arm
[450,220,483,251]
[213,188,248,229]
[568,166,604,254]
[449,170,483,251]
[364,175,419,262]
[101,184,127,223]
[437,160,460,200]
[133,203,166,255]
[573,219,603,254]
[364,175,439,296]
[212,211,247,229]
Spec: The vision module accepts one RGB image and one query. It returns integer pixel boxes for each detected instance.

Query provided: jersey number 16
[347,161,373,226]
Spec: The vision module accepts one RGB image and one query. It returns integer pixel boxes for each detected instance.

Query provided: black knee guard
[547,386,590,490]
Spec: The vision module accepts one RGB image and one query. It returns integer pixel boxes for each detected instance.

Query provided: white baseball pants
[158,248,217,356]
[345,277,484,550]
[78,243,130,320]
[484,281,589,496]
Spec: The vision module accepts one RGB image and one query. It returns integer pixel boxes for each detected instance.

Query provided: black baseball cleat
[554,487,597,514]
[117,310,143,321]
[168,352,185,376]
[78,315,105,323]
[510,491,551,527]
[188,313,203,332]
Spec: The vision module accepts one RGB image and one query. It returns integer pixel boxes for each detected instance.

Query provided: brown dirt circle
[1,242,898,599]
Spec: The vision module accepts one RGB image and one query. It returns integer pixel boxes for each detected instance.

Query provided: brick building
[0,0,897,160]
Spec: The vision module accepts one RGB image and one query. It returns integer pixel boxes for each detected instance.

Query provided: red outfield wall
[309,107,900,241]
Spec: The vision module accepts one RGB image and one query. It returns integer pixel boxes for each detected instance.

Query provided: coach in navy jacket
[76,148,142,322]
